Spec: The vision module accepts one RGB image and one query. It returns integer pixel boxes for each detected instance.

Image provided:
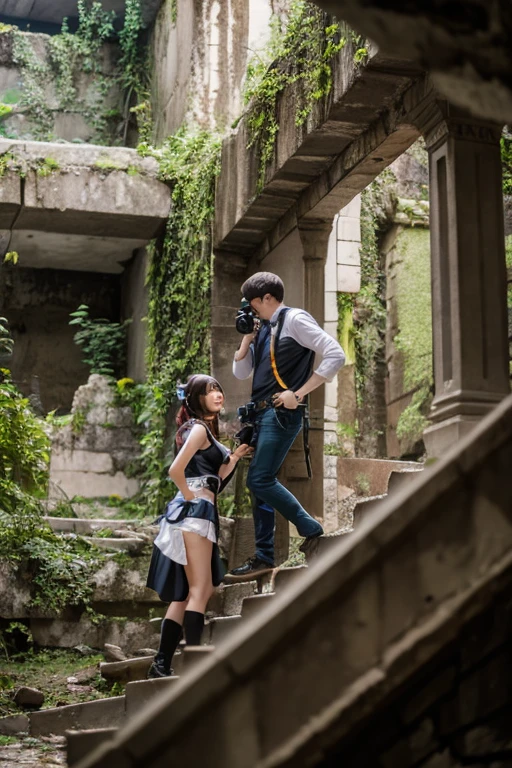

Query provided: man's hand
[272,390,299,409]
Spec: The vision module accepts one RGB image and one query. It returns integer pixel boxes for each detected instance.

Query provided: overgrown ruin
[0,1,511,767]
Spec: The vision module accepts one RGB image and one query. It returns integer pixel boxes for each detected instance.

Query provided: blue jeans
[247,407,324,564]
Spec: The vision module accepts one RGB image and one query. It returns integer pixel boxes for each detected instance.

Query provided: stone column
[211,248,252,418]
[422,104,509,456]
[286,218,333,520]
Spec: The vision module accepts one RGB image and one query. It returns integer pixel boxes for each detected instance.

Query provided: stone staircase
[0,460,422,766]
[0,459,423,766]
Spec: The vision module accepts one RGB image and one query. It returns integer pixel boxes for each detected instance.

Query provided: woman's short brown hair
[241,271,284,303]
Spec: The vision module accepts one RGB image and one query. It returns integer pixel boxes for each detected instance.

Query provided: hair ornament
[176,384,187,402]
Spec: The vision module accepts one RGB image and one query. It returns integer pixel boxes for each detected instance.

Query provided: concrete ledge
[0,139,171,254]
[125,678,180,719]
[100,657,153,684]
[67,728,118,768]
[214,46,424,255]
[30,696,125,737]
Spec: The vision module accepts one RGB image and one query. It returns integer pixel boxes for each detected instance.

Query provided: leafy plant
[69,304,132,378]
[0,317,13,358]
[0,372,49,492]
[243,1,346,189]
[118,129,221,516]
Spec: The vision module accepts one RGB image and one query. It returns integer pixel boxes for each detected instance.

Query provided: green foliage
[10,0,149,145]
[243,0,346,189]
[36,157,60,177]
[118,0,151,142]
[353,184,387,408]
[69,304,132,378]
[393,228,433,447]
[111,129,222,516]
[502,129,512,195]
[0,317,13,358]
[0,372,49,492]
[0,103,13,120]
[0,373,102,614]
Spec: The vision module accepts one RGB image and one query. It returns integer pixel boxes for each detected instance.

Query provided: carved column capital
[297,218,333,262]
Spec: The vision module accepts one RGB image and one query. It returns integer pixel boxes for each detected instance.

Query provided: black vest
[251,309,315,402]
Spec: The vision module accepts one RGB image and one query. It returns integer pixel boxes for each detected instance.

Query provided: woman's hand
[233,444,254,460]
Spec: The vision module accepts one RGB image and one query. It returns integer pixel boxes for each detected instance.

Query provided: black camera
[235,401,258,448]
[235,299,255,334]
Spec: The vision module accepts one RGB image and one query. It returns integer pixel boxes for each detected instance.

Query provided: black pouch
[235,423,258,448]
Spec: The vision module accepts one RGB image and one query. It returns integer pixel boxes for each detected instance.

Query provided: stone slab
[67,728,118,768]
[30,617,160,654]
[49,470,139,499]
[29,696,125,737]
[0,714,29,735]
[125,677,180,719]
[50,450,114,474]
[100,657,153,683]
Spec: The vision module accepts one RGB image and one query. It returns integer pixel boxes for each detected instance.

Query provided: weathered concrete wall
[0,265,120,412]
[385,225,432,457]
[0,30,121,142]
[312,0,512,125]
[122,247,149,383]
[150,0,284,141]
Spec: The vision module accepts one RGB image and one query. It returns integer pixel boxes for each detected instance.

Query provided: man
[228,271,345,579]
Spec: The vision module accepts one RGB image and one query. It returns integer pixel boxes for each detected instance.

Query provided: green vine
[502,128,512,196]
[8,0,149,145]
[129,129,221,515]
[243,0,345,189]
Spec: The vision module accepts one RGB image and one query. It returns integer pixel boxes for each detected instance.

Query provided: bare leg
[182,531,214,614]
[165,599,188,624]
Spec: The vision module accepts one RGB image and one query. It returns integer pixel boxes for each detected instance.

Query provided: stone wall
[0,265,120,413]
[0,29,121,143]
[49,375,140,499]
[325,585,512,767]
[149,0,286,141]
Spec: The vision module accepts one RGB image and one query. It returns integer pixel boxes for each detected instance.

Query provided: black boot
[147,618,182,678]
[183,610,204,646]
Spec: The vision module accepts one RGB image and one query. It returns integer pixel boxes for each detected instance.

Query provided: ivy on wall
[4,0,148,144]
[131,129,221,515]
[243,0,346,189]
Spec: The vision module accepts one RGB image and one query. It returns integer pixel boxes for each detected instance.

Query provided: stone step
[208,580,258,616]
[386,468,423,495]
[273,565,308,591]
[304,533,343,564]
[29,695,125,737]
[99,655,154,683]
[353,494,386,527]
[85,536,147,554]
[182,645,215,672]
[241,593,276,620]
[222,567,276,593]
[44,517,140,534]
[206,615,242,644]
[67,727,118,767]
[125,676,181,718]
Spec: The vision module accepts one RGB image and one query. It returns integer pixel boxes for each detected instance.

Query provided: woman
[146,374,252,678]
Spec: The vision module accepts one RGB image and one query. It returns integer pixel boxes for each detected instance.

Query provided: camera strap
[270,309,312,479]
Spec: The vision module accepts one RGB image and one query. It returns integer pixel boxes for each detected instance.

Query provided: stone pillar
[287,218,333,520]
[422,104,509,455]
[211,248,252,419]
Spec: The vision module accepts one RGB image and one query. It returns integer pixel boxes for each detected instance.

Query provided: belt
[254,399,273,412]
[186,475,220,493]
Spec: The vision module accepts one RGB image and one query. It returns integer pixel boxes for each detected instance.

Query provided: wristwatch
[294,393,303,403]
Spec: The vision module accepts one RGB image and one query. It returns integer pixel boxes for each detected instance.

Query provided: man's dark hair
[241,272,285,303]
